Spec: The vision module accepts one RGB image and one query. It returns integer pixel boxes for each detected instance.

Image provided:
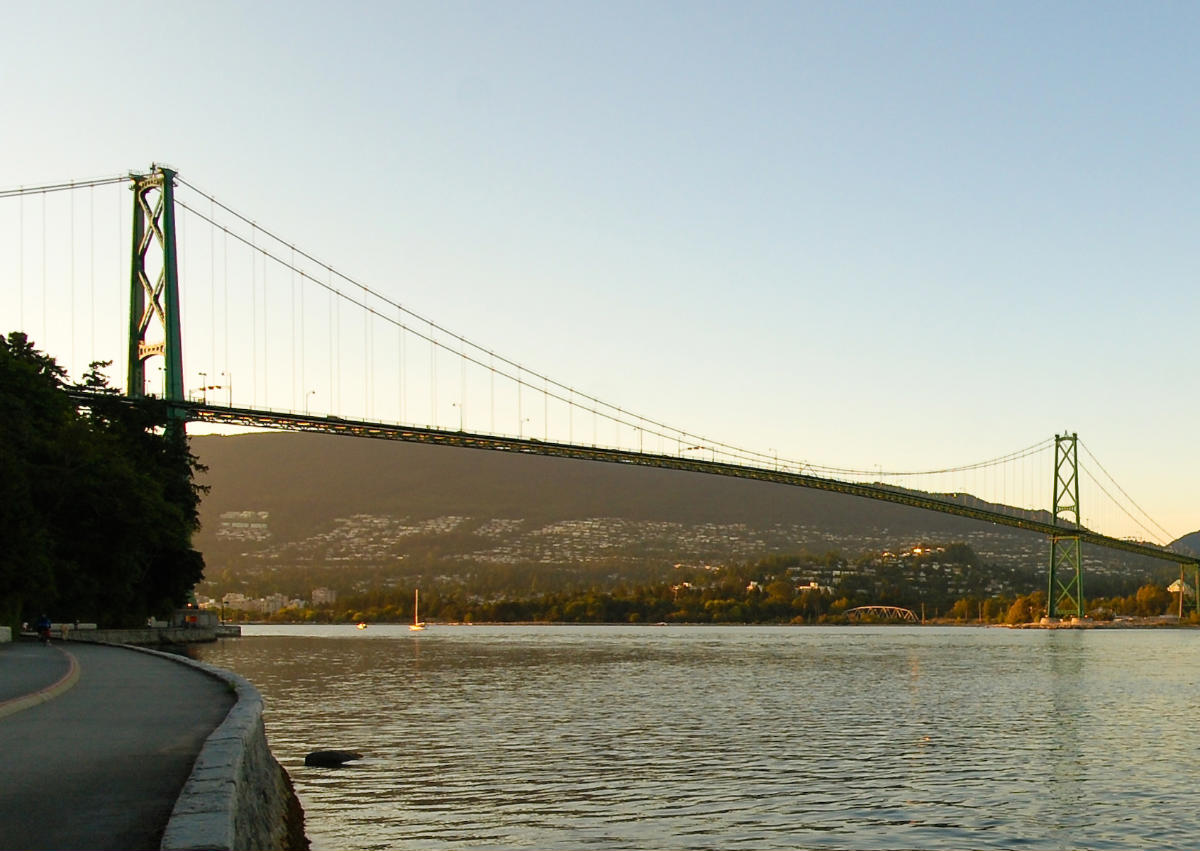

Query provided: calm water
[195,625,1200,850]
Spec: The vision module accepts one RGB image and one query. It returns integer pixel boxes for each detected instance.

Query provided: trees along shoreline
[0,332,206,631]
[231,549,1184,627]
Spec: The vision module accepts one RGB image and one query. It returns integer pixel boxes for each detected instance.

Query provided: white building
[312,586,338,605]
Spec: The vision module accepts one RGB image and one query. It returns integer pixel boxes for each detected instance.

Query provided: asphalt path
[0,640,235,851]
[0,641,73,708]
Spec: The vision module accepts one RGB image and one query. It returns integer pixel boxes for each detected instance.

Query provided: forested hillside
[192,432,1046,554]
[190,432,1174,587]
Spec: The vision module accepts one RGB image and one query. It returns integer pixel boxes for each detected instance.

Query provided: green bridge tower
[126,165,184,411]
[1047,432,1083,620]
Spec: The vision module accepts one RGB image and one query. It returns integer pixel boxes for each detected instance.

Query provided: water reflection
[196,626,1200,850]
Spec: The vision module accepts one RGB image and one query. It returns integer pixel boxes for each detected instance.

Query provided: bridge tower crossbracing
[127,165,184,410]
[1047,432,1084,620]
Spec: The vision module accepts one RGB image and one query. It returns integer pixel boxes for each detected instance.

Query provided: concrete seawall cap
[116,644,306,851]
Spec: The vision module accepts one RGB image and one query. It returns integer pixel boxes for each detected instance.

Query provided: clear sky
[1,1,1197,540]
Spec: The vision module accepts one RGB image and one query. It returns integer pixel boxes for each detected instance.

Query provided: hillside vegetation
[191,432,1185,616]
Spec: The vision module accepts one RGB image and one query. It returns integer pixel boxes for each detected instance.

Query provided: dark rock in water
[305,749,364,767]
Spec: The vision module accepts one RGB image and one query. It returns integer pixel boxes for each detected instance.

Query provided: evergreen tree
[0,333,207,629]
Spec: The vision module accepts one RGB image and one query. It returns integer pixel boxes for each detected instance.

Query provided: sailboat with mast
[409,588,426,631]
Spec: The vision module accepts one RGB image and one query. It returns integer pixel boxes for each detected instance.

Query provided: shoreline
[225,617,1198,629]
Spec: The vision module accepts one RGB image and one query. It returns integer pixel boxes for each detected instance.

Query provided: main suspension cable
[1081,467,1169,545]
[1079,441,1177,543]
[174,190,776,464]
[0,174,129,198]
[174,179,1061,488]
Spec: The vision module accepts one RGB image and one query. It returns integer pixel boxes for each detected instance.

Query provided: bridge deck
[155,398,1197,568]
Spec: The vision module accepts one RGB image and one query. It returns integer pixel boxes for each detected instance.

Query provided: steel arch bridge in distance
[845,606,920,623]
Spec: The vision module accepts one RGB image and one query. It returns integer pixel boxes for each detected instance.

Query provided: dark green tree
[0,333,68,626]
[0,334,207,629]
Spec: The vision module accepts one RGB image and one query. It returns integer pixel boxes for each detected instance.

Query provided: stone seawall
[65,627,217,646]
[119,646,307,851]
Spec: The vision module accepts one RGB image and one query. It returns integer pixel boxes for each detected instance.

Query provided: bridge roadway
[165,398,1198,569]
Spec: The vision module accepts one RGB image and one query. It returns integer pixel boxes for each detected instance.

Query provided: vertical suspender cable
[262,248,268,408]
[365,297,371,417]
[211,198,216,383]
[224,227,230,400]
[291,246,297,408]
[327,269,334,414]
[403,314,408,422]
[18,191,23,330]
[299,247,306,412]
[251,227,257,406]
[41,193,46,346]
[89,185,95,357]
[70,187,75,368]
[334,270,340,413]
[118,186,124,386]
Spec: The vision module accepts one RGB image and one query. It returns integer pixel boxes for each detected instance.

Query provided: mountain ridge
[191,432,1054,561]
[1172,531,1200,556]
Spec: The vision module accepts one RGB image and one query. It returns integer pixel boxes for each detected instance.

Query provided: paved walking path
[0,639,235,851]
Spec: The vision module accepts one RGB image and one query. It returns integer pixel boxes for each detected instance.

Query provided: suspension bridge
[2,165,1196,620]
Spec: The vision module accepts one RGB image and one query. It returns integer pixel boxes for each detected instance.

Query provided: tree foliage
[0,333,206,628]
[230,542,1183,627]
